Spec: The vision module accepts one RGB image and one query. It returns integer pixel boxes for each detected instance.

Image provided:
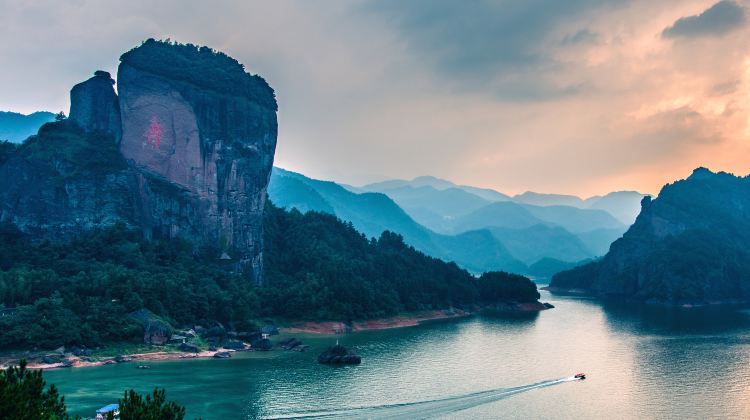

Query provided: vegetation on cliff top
[120,38,277,111]
[0,203,540,350]
[13,120,127,177]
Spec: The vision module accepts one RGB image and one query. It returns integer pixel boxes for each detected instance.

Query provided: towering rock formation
[69,70,122,141]
[117,39,278,284]
[0,39,277,284]
[550,168,750,303]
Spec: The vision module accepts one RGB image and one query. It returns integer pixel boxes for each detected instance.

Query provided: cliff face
[0,40,277,284]
[550,168,750,303]
[117,40,278,283]
[69,71,122,141]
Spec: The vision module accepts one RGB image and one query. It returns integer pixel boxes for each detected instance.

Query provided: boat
[574,373,586,380]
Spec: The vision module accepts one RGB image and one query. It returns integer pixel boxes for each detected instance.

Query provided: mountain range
[361,176,644,227]
[0,111,55,143]
[269,168,645,277]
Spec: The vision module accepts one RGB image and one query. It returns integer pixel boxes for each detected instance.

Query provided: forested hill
[0,203,541,349]
[550,168,750,304]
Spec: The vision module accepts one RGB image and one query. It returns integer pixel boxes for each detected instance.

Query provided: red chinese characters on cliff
[143,116,164,149]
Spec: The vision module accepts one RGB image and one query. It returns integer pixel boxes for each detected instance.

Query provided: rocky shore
[0,348,240,371]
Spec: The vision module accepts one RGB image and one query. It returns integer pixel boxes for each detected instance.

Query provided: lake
[45,290,750,419]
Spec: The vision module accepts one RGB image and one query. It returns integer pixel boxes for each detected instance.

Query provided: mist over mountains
[270,168,645,278]
[361,176,644,226]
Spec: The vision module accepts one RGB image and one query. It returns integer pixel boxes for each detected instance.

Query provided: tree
[119,388,186,420]
[55,112,67,121]
[0,360,70,420]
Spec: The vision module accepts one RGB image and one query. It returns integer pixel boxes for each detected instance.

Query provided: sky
[1,0,749,197]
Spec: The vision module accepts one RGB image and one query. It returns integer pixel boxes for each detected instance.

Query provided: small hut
[95,403,120,419]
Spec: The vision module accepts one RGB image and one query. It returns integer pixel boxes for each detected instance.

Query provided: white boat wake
[266,376,579,419]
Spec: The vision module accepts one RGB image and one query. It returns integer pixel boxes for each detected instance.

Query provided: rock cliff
[0,39,277,284]
[69,70,122,141]
[550,168,750,303]
[117,40,278,282]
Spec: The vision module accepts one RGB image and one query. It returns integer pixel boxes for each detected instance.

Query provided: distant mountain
[527,257,593,280]
[440,200,624,236]
[363,176,643,228]
[363,175,458,191]
[585,191,645,225]
[269,168,525,273]
[372,185,492,232]
[520,204,624,234]
[550,168,750,304]
[0,111,55,143]
[513,191,585,207]
[487,224,592,265]
[449,201,541,232]
[575,227,628,256]
[275,169,635,278]
[455,185,510,202]
[363,176,511,203]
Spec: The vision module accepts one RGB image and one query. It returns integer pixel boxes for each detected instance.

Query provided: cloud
[365,0,620,100]
[1,0,750,197]
[662,0,746,38]
[561,29,601,45]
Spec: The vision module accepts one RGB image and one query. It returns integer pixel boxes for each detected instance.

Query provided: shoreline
[2,302,551,370]
[284,302,552,335]
[8,349,239,371]
[283,308,473,335]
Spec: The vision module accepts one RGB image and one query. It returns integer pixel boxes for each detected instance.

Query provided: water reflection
[601,301,750,335]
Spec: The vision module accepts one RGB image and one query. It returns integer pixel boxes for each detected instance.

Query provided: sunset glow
[1,0,749,196]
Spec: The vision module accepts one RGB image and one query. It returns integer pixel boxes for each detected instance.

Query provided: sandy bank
[284,303,551,335]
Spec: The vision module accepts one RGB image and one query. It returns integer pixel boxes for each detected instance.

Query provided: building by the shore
[95,403,119,419]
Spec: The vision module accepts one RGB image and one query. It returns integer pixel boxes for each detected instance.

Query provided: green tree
[118,388,186,420]
[0,359,70,420]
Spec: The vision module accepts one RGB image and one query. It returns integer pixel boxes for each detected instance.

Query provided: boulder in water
[318,344,361,365]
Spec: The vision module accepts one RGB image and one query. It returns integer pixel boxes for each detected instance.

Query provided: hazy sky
[2,0,749,196]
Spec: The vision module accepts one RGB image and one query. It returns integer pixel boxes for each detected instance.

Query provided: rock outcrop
[550,168,750,304]
[128,309,174,345]
[318,344,361,365]
[69,70,122,141]
[0,39,277,284]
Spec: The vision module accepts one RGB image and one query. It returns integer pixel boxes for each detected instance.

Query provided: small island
[318,344,361,365]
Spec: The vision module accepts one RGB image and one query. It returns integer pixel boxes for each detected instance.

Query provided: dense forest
[0,203,540,350]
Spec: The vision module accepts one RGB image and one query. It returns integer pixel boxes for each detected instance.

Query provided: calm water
[46,290,750,419]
